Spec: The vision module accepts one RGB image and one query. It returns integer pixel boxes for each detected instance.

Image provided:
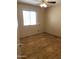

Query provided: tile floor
[18,33,61,59]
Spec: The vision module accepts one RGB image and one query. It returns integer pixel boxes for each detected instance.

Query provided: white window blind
[23,11,36,26]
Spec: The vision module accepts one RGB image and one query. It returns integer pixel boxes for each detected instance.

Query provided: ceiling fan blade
[47,1,56,4]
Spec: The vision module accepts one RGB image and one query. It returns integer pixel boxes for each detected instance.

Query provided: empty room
[17,0,61,59]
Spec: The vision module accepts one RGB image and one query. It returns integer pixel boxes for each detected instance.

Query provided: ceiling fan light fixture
[40,3,47,8]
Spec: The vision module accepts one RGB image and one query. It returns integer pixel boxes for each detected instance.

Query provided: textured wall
[17,3,45,38]
[17,3,61,38]
[45,5,61,37]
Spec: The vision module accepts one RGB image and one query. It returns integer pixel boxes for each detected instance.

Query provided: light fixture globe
[40,3,47,8]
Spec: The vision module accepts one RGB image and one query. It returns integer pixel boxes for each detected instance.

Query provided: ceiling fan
[40,0,56,8]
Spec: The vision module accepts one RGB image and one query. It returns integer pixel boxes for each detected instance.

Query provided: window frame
[23,10,37,26]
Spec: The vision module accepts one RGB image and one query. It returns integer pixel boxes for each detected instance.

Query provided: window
[23,11,36,26]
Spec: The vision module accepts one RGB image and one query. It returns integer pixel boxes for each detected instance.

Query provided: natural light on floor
[23,10,36,26]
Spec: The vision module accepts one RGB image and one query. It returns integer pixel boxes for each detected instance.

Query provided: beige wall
[45,5,61,37]
[17,3,45,38]
[17,3,61,38]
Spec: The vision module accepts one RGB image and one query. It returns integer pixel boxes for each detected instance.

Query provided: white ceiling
[17,0,61,6]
